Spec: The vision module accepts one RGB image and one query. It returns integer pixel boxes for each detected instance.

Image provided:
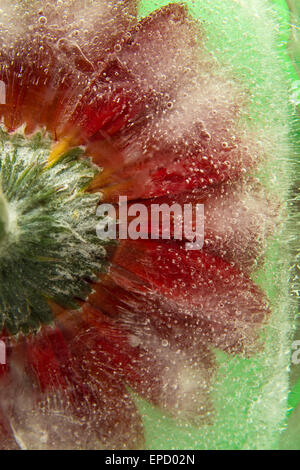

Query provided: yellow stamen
[46,136,74,168]
[88,168,115,190]
[97,180,132,202]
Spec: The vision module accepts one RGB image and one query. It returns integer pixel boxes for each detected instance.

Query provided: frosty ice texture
[0,0,295,450]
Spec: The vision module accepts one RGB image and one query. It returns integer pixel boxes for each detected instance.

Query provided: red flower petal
[0,409,18,450]
[75,303,215,425]
[60,59,150,142]
[83,4,258,200]
[0,1,278,449]
[0,325,143,449]
[0,1,136,132]
[0,337,18,449]
[122,182,278,269]
[97,240,270,354]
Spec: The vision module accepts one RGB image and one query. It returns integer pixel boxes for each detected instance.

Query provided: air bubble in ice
[114,44,122,52]
[38,16,47,25]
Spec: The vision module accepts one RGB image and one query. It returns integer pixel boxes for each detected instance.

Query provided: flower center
[0,126,109,335]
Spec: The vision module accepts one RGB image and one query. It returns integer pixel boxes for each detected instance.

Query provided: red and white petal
[119,334,215,425]
[62,3,198,142]
[122,182,278,269]
[0,0,136,132]
[97,240,270,354]
[85,4,259,200]
[0,339,18,449]
[0,409,18,450]
[200,183,279,268]
[73,304,215,425]
[0,325,143,450]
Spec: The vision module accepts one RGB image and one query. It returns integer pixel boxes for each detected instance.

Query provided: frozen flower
[0,0,276,449]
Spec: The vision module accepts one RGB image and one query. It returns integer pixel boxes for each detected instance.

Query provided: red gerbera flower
[0,1,277,449]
